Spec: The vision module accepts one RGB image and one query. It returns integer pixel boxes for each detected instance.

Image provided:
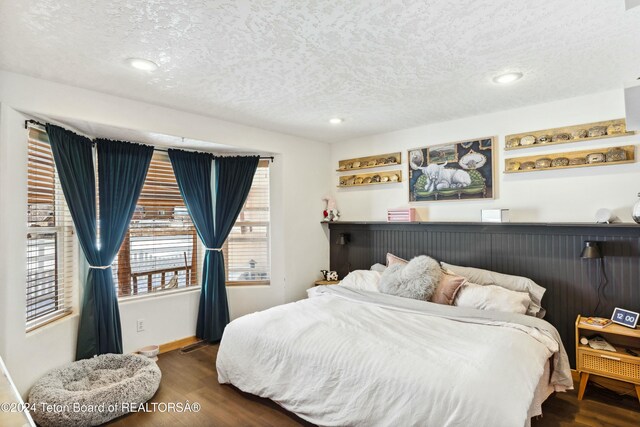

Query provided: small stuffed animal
[320,270,329,280]
[326,271,339,281]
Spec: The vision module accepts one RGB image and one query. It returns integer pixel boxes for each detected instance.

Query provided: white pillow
[339,270,382,292]
[370,263,387,273]
[454,282,531,315]
[441,262,546,318]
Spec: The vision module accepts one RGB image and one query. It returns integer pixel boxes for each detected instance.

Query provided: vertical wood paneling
[329,222,640,367]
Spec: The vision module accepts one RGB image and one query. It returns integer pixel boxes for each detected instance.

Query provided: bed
[217,285,573,427]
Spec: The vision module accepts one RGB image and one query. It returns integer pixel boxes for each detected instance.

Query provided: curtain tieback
[88,265,111,270]
[205,248,223,252]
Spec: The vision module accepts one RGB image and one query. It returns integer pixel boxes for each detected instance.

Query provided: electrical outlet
[136,319,145,332]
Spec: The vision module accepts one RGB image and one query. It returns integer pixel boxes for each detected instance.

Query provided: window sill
[118,286,201,304]
[26,312,77,335]
[226,281,271,287]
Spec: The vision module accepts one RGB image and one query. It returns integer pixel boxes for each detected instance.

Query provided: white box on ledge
[387,208,416,222]
[481,209,510,223]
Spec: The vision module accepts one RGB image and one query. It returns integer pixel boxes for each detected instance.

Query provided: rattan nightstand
[314,280,340,286]
[575,315,640,404]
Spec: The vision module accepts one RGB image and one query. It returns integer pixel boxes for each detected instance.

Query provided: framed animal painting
[408,137,496,202]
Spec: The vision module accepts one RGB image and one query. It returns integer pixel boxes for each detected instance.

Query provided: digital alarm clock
[611,307,639,329]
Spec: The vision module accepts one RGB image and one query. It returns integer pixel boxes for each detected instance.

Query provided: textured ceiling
[1,1,639,143]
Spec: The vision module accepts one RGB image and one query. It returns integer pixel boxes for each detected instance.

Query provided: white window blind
[112,152,198,297]
[26,126,75,330]
[224,160,270,285]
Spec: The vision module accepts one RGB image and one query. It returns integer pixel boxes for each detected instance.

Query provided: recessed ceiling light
[493,72,523,84]
[329,118,344,124]
[126,58,159,72]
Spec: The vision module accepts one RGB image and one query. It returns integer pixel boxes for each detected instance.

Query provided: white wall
[0,71,330,395]
[330,90,639,223]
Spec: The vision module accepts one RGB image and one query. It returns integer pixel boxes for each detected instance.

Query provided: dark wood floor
[109,344,640,427]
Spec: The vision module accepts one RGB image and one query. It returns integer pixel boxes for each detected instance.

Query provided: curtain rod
[25,119,274,162]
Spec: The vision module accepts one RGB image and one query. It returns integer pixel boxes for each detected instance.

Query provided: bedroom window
[112,152,198,297]
[224,160,271,285]
[26,126,75,330]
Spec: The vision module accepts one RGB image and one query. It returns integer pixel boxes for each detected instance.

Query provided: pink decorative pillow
[386,253,408,266]
[430,271,466,305]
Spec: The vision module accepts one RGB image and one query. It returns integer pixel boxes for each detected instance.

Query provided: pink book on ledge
[387,208,416,222]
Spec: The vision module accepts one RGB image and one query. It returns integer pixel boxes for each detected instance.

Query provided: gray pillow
[380,256,442,300]
[441,262,546,318]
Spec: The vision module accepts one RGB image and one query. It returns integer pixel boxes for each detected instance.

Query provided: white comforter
[217,286,571,427]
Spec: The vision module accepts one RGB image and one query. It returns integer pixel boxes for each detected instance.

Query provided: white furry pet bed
[28,353,161,427]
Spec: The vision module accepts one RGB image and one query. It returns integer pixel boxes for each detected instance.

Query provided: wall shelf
[338,170,402,187]
[505,118,634,151]
[504,145,635,174]
[337,152,401,172]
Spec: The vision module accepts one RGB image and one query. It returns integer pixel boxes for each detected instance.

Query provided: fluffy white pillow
[339,270,382,292]
[441,262,546,318]
[379,256,442,300]
[455,282,532,315]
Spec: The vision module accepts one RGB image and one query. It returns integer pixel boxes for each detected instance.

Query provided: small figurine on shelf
[321,196,340,222]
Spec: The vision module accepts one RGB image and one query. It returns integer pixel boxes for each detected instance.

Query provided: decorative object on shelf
[355,177,363,185]
[611,307,639,329]
[534,158,552,169]
[552,133,571,142]
[387,208,416,222]
[571,129,588,139]
[521,161,535,170]
[633,193,640,224]
[409,137,495,202]
[321,196,340,222]
[607,123,626,135]
[538,135,552,144]
[506,138,520,148]
[506,160,521,171]
[520,135,536,146]
[595,208,617,224]
[569,157,586,165]
[504,118,634,151]
[587,126,607,138]
[318,270,340,283]
[481,209,510,223]
[503,145,635,174]
[337,152,401,172]
[606,147,627,162]
[586,152,605,164]
[551,157,569,167]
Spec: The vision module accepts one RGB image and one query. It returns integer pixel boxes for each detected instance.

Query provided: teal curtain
[169,150,259,341]
[46,125,153,359]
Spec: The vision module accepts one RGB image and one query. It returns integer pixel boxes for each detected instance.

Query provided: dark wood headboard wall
[328,222,640,366]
